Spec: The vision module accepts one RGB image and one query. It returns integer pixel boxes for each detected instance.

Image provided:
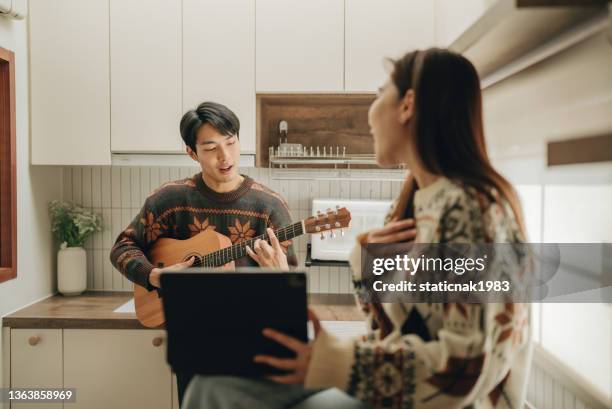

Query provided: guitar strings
[197,222,300,267]
[193,221,304,268]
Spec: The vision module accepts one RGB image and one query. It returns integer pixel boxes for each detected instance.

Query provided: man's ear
[398,89,415,125]
[186,146,198,162]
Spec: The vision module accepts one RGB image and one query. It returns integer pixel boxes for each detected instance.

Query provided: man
[109,101,297,405]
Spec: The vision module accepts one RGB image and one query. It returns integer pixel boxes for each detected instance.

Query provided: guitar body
[134,230,234,328]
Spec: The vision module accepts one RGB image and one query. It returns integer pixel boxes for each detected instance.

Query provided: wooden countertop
[2,291,363,330]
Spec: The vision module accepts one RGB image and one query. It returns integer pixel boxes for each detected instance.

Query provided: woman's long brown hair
[389,48,525,236]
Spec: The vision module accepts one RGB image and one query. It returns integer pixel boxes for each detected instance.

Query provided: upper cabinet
[110,0,182,153]
[256,0,344,92]
[30,0,444,163]
[345,0,435,92]
[183,0,256,153]
[30,0,111,165]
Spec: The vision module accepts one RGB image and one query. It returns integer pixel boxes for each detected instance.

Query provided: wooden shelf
[269,154,379,167]
[256,93,376,167]
[449,0,608,79]
[547,133,612,166]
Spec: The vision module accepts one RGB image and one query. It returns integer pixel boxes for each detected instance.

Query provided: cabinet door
[64,329,171,409]
[256,0,344,92]
[30,0,110,165]
[183,0,256,153]
[110,0,182,152]
[2,328,9,396]
[434,0,489,47]
[345,0,435,92]
[11,329,63,409]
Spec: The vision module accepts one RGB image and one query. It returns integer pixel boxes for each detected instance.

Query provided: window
[0,46,17,284]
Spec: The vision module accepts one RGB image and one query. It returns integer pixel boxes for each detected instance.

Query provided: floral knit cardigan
[304,177,532,409]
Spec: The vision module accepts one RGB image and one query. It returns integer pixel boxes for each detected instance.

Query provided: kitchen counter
[2,291,363,329]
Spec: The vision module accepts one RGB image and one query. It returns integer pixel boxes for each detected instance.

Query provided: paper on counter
[113,298,135,313]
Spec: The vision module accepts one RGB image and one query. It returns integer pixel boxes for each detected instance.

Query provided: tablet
[160,270,308,377]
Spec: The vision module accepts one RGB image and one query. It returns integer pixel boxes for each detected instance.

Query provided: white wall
[483,30,612,399]
[0,14,63,405]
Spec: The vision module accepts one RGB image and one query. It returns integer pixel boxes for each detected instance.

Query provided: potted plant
[48,200,104,296]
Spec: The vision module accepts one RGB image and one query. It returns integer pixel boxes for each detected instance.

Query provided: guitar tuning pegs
[320,232,325,240]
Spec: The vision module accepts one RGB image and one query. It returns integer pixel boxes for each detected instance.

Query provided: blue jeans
[181,375,369,409]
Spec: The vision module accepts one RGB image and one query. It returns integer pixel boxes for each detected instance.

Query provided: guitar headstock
[304,206,351,238]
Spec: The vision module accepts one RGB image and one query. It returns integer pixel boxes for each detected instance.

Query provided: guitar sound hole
[184,254,203,267]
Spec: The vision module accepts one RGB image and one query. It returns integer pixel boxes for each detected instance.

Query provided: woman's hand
[366,218,416,243]
[253,309,322,384]
[246,228,290,269]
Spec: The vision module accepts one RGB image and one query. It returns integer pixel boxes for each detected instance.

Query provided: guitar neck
[194,221,304,267]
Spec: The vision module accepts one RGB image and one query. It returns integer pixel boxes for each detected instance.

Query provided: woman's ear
[398,89,415,125]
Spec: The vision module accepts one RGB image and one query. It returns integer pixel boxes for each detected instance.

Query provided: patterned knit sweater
[304,177,532,409]
[109,172,298,290]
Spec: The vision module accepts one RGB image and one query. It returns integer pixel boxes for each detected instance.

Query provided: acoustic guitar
[135,206,352,328]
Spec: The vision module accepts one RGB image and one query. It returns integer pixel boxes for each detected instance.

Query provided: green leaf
[48,200,104,247]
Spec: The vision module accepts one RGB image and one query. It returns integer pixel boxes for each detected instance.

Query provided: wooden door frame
[0,46,17,283]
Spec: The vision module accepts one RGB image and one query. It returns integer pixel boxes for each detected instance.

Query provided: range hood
[450,0,610,87]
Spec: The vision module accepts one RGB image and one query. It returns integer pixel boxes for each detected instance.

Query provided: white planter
[58,246,87,296]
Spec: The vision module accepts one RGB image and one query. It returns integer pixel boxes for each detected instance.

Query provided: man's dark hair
[180,101,240,152]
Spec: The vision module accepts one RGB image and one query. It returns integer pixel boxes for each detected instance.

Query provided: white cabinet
[29,0,441,161]
[256,0,344,92]
[63,329,172,409]
[345,0,435,92]
[183,0,256,153]
[6,328,175,409]
[434,0,489,47]
[110,0,182,153]
[30,0,111,165]
[256,0,435,93]
[10,329,63,409]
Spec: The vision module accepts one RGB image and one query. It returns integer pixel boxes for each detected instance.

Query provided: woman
[183,48,532,409]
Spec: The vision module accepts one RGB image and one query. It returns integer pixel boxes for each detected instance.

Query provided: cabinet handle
[28,336,41,346]
[152,337,163,347]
